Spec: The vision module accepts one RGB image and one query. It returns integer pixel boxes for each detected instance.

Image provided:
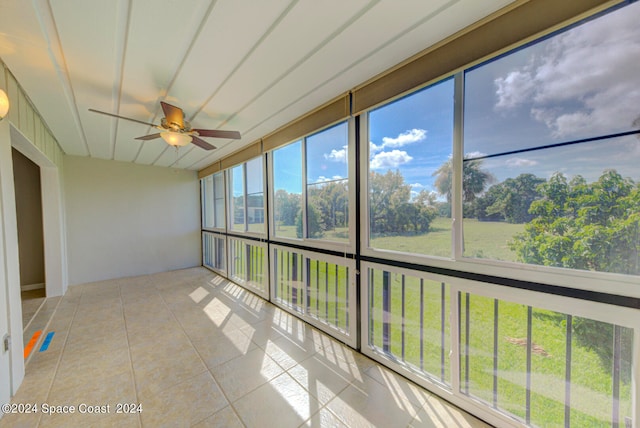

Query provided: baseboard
[21,283,45,291]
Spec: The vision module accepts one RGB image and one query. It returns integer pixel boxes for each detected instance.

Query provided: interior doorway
[11,148,46,329]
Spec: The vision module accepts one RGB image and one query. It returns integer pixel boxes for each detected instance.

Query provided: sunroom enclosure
[200,2,640,427]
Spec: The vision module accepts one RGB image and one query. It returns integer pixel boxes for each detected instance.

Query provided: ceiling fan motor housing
[161,117,191,132]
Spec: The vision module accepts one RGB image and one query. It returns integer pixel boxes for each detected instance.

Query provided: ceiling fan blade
[135,133,161,141]
[193,129,241,139]
[191,136,216,150]
[160,102,184,128]
[88,108,157,127]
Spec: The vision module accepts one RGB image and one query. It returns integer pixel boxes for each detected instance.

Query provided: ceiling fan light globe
[160,131,191,147]
[0,89,9,119]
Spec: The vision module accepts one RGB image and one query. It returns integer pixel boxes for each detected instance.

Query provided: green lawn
[370,217,525,261]
[277,217,524,262]
[462,219,524,261]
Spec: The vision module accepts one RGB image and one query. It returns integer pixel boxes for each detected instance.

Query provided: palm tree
[433,156,495,203]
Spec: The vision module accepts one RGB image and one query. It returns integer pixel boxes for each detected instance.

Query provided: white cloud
[505,158,538,167]
[315,175,345,183]
[465,151,488,159]
[381,128,426,148]
[370,150,413,169]
[324,145,347,163]
[310,175,345,185]
[495,69,536,109]
[368,129,425,170]
[410,183,424,189]
[493,4,640,137]
[371,129,427,153]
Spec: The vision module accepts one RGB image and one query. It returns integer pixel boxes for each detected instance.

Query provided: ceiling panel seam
[185,0,382,170]
[35,0,92,157]
[186,0,301,123]
[212,0,383,131]
[111,0,132,160]
[134,0,220,164]
[149,144,171,166]
[169,145,195,168]
[234,0,462,133]
[188,0,462,170]
[247,0,464,133]
[153,0,299,168]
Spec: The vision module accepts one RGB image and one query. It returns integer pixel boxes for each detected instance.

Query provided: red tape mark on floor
[24,330,42,359]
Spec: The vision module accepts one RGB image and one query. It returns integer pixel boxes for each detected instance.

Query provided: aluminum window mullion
[613,325,623,427]
[302,138,308,239]
[565,314,573,427]
[243,163,248,233]
[525,306,533,425]
[452,72,464,260]
[440,282,446,382]
[200,179,205,229]
[492,298,499,409]
[450,283,462,397]
[222,171,227,231]
[358,113,371,256]
[348,116,357,247]
[632,327,639,428]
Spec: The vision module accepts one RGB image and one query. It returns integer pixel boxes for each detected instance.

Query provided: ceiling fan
[89,101,240,150]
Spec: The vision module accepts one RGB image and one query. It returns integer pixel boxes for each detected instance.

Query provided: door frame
[0,122,67,402]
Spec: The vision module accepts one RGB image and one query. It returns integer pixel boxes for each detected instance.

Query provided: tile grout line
[153,274,242,426]
[34,286,84,427]
[22,296,47,335]
[208,277,353,428]
[185,278,252,427]
[118,280,143,428]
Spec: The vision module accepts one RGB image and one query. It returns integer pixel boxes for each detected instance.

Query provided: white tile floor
[21,288,47,329]
[1,267,492,427]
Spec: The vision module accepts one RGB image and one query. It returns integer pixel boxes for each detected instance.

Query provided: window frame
[212,171,226,230]
[201,174,214,230]
[268,118,356,254]
[225,155,267,237]
[201,170,226,232]
[359,69,640,298]
[359,259,640,428]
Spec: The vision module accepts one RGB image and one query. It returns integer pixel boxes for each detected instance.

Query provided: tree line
[270,159,639,275]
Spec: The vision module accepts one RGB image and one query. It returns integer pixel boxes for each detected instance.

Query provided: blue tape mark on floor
[39,332,55,352]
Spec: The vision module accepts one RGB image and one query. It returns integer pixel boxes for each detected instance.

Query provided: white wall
[64,156,201,285]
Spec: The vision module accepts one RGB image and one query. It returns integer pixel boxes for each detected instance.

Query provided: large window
[229,165,245,232]
[213,172,225,229]
[246,157,265,233]
[367,79,454,257]
[200,4,640,427]
[271,122,350,244]
[306,124,349,242]
[201,175,214,229]
[202,172,225,230]
[462,3,640,277]
[228,157,265,234]
[273,141,303,239]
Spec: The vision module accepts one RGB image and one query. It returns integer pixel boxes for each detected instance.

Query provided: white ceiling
[0,0,514,170]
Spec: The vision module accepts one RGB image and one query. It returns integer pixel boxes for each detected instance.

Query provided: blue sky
[464,2,640,184]
[369,78,453,197]
[272,2,640,197]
